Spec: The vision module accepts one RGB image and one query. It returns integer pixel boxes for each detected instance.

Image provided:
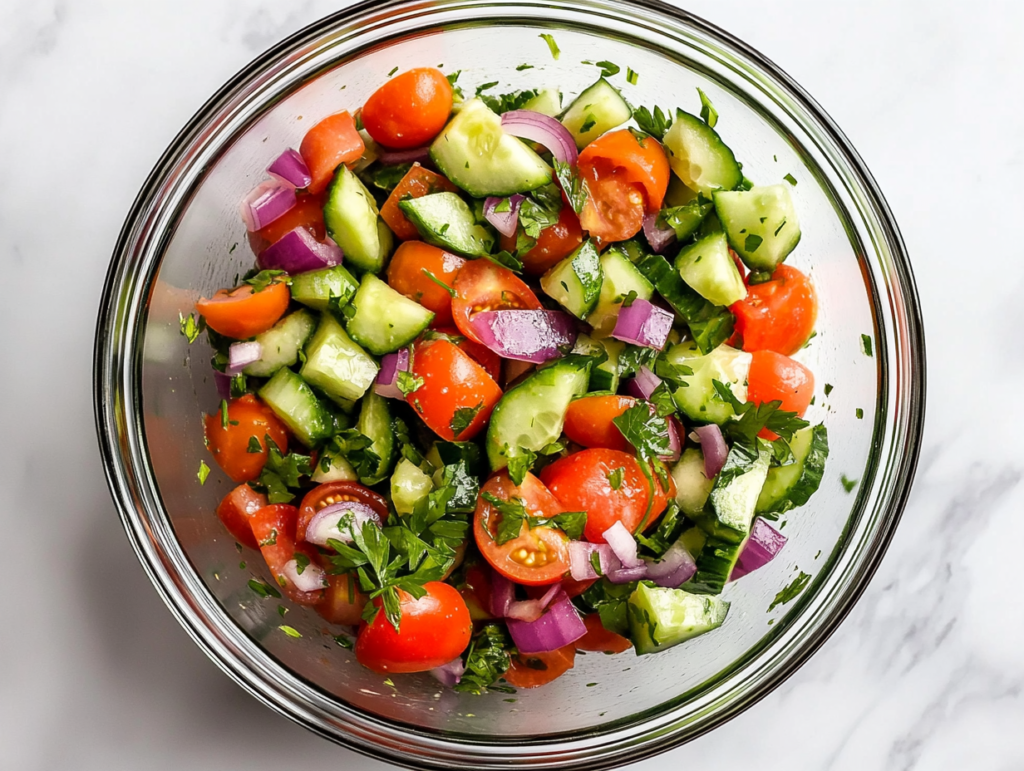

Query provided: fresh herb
[612,403,673,529]
[243,269,289,293]
[768,571,811,611]
[774,219,788,237]
[483,492,587,544]
[539,33,560,60]
[595,60,620,77]
[861,334,873,357]
[620,289,638,308]
[507,448,538,486]
[518,184,563,238]
[279,625,302,638]
[393,416,424,466]
[397,370,424,397]
[712,380,809,453]
[421,268,456,297]
[824,383,834,396]
[577,578,635,635]
[323,430,381,481]
[218,399,229,429]
[334,633,354,650]
[450,402,484,439]
[784,173,798,186]
[480,88,541,115]
[632,105,673,140]
[256,437,313,504]
[277,604,288,617]
[636,501,687,558]
[696,87,718,128]
[446,70,464,99]
[606,466,624,490]
[178,312,205,344]
[476,81,500,94]
[626,67,639,85]
[454,624,513,694]
[841,474,857,493]
[360,162,412,192]
[856,408,864,420]
[579,113,598,134]
[197,460,210,485]
[248,578,281,599]
[617,344,658,379]
[485,250,524,273]
[554,160,588,215]
[293,553,310,575]
[516,63,534,71]
[744,234,763,253]
[244,436,262,454]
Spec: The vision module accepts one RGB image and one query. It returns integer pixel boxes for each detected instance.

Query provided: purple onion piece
[374,349,410,400]
[611,299,674,351]
[258,227,343,274]
[214,371,232,400]
[282,558,328,593]
[430,657,466,688]
[501,110,579,164]
[695,424,729,479]
[506,592,586,654]
[483,194,524,238]
[305,501,380,547]
[643,210,677,254]
[568,541,618,581]
[603,521,642,568]
[488,569,515,618]
[267,148,312,189]
[240,180,297,232]
[644,539,697,588]
[505,584,562,623]
[730,518,788,580]
[626,365,662,400]
[378,146,431,165]
[470,309,577,363]
[226,341,262,376]
[606,564,649,584]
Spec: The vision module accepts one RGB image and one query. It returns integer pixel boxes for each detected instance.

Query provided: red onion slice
[501,109,579,164]
[694,424,729,479]
[240,180,297,232]
[643,211,677,254]
[603,521,642,568]
[731,518,788,580]
[611,298,674,351]
[282,558,328,593]
[505,583,563,623]
[214,371,232,400]
[305,501,380,547]
[226,341,262,376]
[625,365,663,400]
[606,564,649,584]
[470,309,577,363]
[506,592,586,654]
[488,569,516,618]
[662,415,682,464]
[267,148,312,189]
[378,146,431,165]
[430,657,466,688]
[644,539,697,588]
[258,227,343,274]
[484,194,524,238]
[374,348,410,400]
[568,541,617,581]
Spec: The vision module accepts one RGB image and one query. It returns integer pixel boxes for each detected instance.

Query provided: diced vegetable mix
[193,54,830,691]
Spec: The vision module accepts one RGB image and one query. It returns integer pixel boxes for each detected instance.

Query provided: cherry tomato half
[386,241,465,326]
[433,327,502,382]
[196,281,290,340]
[316,574,369,627]
[361,68,453,149]
[520,205,585,275]
[215,484,267,549]
[249,504,325,605]
[299,111,365,195]
[380,163,459,241]
[503,644,576,688]
[204,395,289,483]
[451,258,543,344]
[576,613,632,653]
[562,394,637,453]
[746,351,815,439]
[730,264,818,355]
[296,481,388,544]
[253,192,326,250]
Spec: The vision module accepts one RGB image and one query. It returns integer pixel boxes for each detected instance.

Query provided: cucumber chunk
[521,88,562,117]
[540,239,603,319]
[289,264,359,312]
[323,165,393,274]
[299,312,379,403]
[430,98,552,197]
[258,368,335,447]
[671,446,715,517]
[586,247,654,337]
[675,232,747,307]
[391,457,434,516]
[629,582,730,655]
[311,447,359,483]
[664,341,751,425]
[399,192,496,258]
[486,357,591,470]
[714,184,801,273]
[346,273,434,355]
[756,424,829,516]
[560,78,632,149]
[572,333,623,392]
[356,390,395,485]
[243,309,316,377]
[663,109,742,195]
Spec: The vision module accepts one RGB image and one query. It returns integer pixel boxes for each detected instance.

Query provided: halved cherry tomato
[204,395,289,483]
[520,205,585,275]
[407,338,502,441]
[296,481,388,544]
[459,563,495,621]
[746,351,815,439]
[316,574,368,626]
[215,484,267,549]
[355,581,472,673]
[540,449,674,543]
[503,643,576,688]
[361,68,453,149]
[434,327,502,382]
[299,111,365,194]
[473,471,571,586]
[254,192,326,249]
[576,613,633,653]
[386,242,465,326]
[451,258,543,344]
[563,394,637,453]
[578,169,646,242]
[195,281,290,340]
[249,504,325,605]
[730,264,818,355]
[380,164,459,240]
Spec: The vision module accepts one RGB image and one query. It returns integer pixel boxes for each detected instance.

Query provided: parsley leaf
[397,370,424,397]
[519,183,563,238]
[744,234,763,253]
[359,162,412,192]
[454,624,513,694]
[507,447,537,486]
[243,269,289,293]
[606,466,624,490]
[323,429,382,481]
[197,460,210,485]
[179,312,205,344]
[484,493,529,545]
[579,113,598,134]
[632,105,673,140]
[626,67,639,85]
[279,625,302,638]
[450,402,484,439]
[476,81,499,94]
[246,436,263,454]
[539,33,560,60]
[861,334,873,357]
[554,160,589,215]
[480,88,541,115]
[548,510,587,540]
[516,63,534,71]
[696,87,718,128]
[577,579,635,635]
[248,578,281,599]
[421,268,455,297]
[612,403,673,459]
[595,60,620,77]
[784,173,798,186]
[485,250,524,273]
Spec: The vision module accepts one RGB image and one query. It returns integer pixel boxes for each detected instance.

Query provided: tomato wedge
[361,68,453,149]
[562,394,637,453]
[576,613,632,653]
[253,192,326,249]
[380,164,459,240]
[316,574,369,626]
[299,111,365,194]
[520,204,585,276]
[451,258,542,344]
[503,644,576,688]
[204,395,289,483]
[746,351,814,439]
[386,241,465,326]
[296,481,388,544]
[249,504,325,605]
[433,327,502,382]
[215,484,267,549]
[195,281,290,340]
[730,264,818,355]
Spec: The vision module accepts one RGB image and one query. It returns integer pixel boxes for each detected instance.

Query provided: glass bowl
[93,0,926,768]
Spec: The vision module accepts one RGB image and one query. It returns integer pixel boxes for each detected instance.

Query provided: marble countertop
[3,0,1022,769]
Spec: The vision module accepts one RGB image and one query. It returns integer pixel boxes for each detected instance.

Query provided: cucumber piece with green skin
[486,356,591,470]
[323,165,393,274]
[540,239,603,319]
[311,447,359,483]
[243,309,316,377]
[714,184,802,274]
[560,78,632,150]
[662,109,742,195]
[675,232,747,307]
[258,368,335,447]
[521,88,562,117]
[299,312,379,403]
[289,264,359,312]
[756,424,829,516]
[572,333,623,392]
[628,582,730,655]
[671,446,714,517]
[658,196,714,242]
[429,99,552,197]
[356,390,395,486]
[399,192,496,258]
[345,273,434,355]
[586,247,654,338]
[391,457,434,516]
[664,341,751,425]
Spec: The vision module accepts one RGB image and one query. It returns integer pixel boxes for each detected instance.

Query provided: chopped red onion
[505,583,562,623]
[430,657,466,688]
[695,424,729,479]
[214,371,232,400]
[226,341,262,376]
[644,539,697,588]
[374,349,410,400]
[484,194,524,238]
[239,180,297,232]
[267,148,312,189]
[568,541,617,581]
[470,309,577,363]
[378,146,431,165]
[643,211,677,254]
[258,227,343,274]
[501,109,579,164]
[611,298,674,351]
[282,558,328,593]
[662,415,682,464]
[626,365,662,400]
[606,564,649,584]
[603,521,642,567]
[506,592,586,654]
[305,501,380,547]
[488,569,515,618]
[731,518,788,580]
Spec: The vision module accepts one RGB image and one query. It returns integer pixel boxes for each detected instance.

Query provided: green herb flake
[450,402,484,439]
[586,682,598,687]
[178,312,204,344]
[246,436,263,454]
[744,234,763,253]
[774,218,787,237]
[239,561,246,569]
[243,269,289,293]
[554,160,588,215]
[421,268,456,297]
[626,67,639,85]
[595,60,620,77]
[248,579,281,599]
[539,33,560,60]
[388,66,399,77]
[768,571,811,612]
[197,460,210,485]
[579,113,598,134]
[476,81,500,94]
[507,448,538,487]
[784,173,798,186]
[606,466,624,490]
[824,383,834,397]
[279,625,302,638]
[397,370,425,397]
[632,105,672,140]
[516,63,534,71]
[277,604,288,617]
[334,634,354,650]
[861,334,873,357]
[841,474,858,493]
[855,408,864,420]
[697,87,718,128]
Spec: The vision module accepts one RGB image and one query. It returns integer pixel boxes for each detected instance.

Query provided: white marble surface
[2,0,1022,769]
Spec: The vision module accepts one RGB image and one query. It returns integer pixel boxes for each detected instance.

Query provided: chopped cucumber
[572,333,623,392]
[658,186,714,241]
[586,247,654,338]
[560,78,632,149]
[399,192,495,258]
[311,447,359,483]
[662,109,742,194]
[664,341,751,425]
[258,368,335,447]
[243,309,316,378]
[299,313,379,403]
[675,232,747,307]
[433,440,486,477]
[714,184,801,274]
[629,582,730,655]
[355,390,395,486]
[391,458,434,515]
[346,273,434,355]
[323,165,393,274]
[540,239,603,319]
[429,98,552,197]
[486,356,591,470]
[289,264,359,312]
[671,446,714,517]
[521,88,562,117]
[756,424,829,517]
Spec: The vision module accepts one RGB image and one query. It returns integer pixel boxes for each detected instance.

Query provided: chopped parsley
[445,70,463,99]
[744,233,763,253]
[480,88,541,114]
[539,33,560,60]
[579,113,598,134]
[321,430,380,480]
[454,624,513,694]
[507,448,538,486]
[784,173,798,186]
[824,383,834,396]
[516,63,534,71]
[697,87,718,128]
[518,183,563,239]
[246,436,262,454]
[243,269,289,293]
[388,66,399,77]
[606,466,624,490]
[483,493,587,544]
[256,437,313,503]
[219,399,229,429]
[840,474,858,493]
[768,571,811,612]
[450,402,484,439]
[421,268,455,297]
[248,579,281,599]
[476,81,500,94]
[855,408,864,420]
[178,312,204,344]
[861,334,873,357]
[594,60,620,77]
[277,604,288,617]
[279,625,302,638]
[197,460,210,485]
[554,160,588,215]
[632,105,673,140]
[626,67,639,85]
[397,370,424,397]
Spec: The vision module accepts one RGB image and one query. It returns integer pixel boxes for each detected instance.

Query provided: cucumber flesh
[521,89,562,117]
[664,342,751,425]
[714,184,801,273]
[391,458,434,516]
[756,424,828,516]
[356,390,395,486]
[399,192,496,258]
[289,264,359,312]
[311,448,359,483]
[572,333,623,392]
[586,247,654,338]
[258,368,335,447]
[323,165,393,274]
[675,232,747,307]
[663,109,742,195]
[540,239,603,319]
[346,273,434,355]
[560,78,632,150]
[629,582,730,655]
[299,312,379,404]
[243,309,316,378]
[671,446,714,517]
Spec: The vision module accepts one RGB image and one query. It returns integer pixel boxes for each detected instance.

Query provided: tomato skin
[380,164,459,240]
[316,574,368,626]
[253,193,326,250]
[249,504,325,605]
[540,449,674,543]
[451,258,543,344]
[434,327,502,382]
[503,644,576,688]
[459,563,495,621]
[578,169,646,242]
[473,472,571,586]
[730,265,818,355]
[196,281,290,340]
[296,482,389,544]
[407,338,502,441]
[386,242,465,326]
[747,351,815,439]
[576,613,632,653]
[578,129,670,211]
[204,395,289,483]
[355,582,472,673]
[361,68,453,149]
[563,395,637,453]
[520,205,585,275]
[299,111,365,195]
[215,484,267,549]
